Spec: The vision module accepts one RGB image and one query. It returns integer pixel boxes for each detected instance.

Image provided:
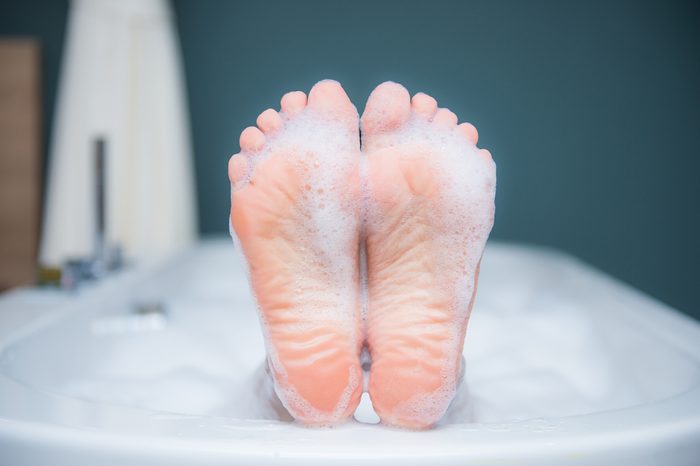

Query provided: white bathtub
[0,238,699,465]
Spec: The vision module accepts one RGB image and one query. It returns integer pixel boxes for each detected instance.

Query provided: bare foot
[361,82,496,429]
[228,80,363,425]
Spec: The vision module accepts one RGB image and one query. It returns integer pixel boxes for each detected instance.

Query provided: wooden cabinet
[0,39,41,290]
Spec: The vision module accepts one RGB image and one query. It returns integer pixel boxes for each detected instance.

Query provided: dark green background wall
[2,0,699,318]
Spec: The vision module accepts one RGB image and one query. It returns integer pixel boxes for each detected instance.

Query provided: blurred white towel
[40,0,197,265]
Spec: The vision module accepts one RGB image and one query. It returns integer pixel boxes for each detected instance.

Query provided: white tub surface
[0,238,699,465]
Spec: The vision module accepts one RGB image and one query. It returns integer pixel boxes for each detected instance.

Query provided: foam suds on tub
[49,243,692,425]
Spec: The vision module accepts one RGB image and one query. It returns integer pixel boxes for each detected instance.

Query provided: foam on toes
[479,148,493,162]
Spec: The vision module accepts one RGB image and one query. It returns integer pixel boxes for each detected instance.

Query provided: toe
[478,148,493,162]
[228,154,248,185]
[280,91,307,115]
[257,108,282,133]
[307,79,357,122]
[361,81,411,135]
[457,123,479,144]
[411,93,437,119]
[433,108,458,127]
[239,126,265,152]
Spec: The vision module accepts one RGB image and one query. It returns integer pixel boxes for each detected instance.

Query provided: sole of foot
[360,81,496,429]
[228,80,364,426]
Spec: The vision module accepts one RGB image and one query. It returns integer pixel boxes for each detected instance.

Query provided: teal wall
[2,1,699,318]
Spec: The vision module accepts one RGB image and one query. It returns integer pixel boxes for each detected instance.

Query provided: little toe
[433,108,458,127]
[307,79,357,123]
[240,126,265,152]
[257,108,282,134]
[228,155,248,185]
[478,148,493,162]
[361,81,411,135]
[280,91,307,115]
[412,93,438,119]
[457,123,479,145]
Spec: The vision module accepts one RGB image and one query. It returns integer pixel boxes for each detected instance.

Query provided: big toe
[307,79,358,126]
[361,81,411,137]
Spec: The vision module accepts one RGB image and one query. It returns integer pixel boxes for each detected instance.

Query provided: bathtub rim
[0,239,699,462]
